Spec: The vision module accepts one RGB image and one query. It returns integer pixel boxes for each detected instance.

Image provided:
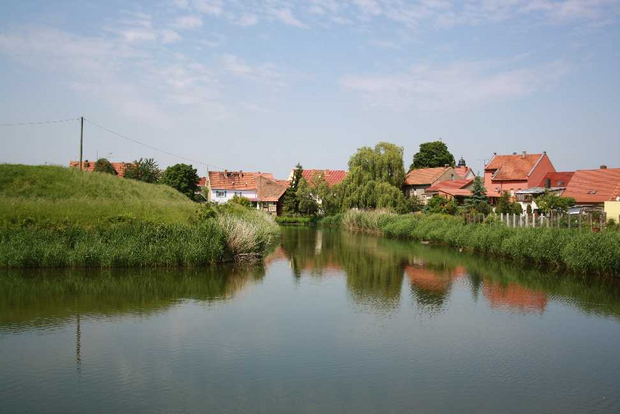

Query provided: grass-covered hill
[0,164,197,225]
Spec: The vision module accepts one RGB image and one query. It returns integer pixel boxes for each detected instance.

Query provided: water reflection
[274,227,620,319]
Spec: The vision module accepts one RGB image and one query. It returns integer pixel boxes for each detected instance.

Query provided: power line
[0,117,81,127]
[83,118,226,171]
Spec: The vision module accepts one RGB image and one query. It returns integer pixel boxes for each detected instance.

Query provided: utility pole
[79,117,84,171]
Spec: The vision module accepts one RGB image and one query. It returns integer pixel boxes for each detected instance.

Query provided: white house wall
[210,189,257,204]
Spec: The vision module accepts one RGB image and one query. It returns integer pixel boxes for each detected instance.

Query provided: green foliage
[296,178,319,216]
[495,192,523,215]
[160,163,199,200]
[318,213,343,227]
[336,210,620,276]
[535,191,575,214]
[93,158,118,175]
[283,163,303,215]
[229,194,252,209]
[276,216,317,225]
[425,196,458,215]
[124,158,161,183]
[463,176,491,215]
[410,141,456,170]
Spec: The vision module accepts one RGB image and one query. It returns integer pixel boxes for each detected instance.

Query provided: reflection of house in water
[483,282,547,313]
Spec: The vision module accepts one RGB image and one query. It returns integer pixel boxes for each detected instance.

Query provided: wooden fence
[464,212,618,231]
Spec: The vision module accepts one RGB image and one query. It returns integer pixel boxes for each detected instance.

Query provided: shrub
[93,158,118,175]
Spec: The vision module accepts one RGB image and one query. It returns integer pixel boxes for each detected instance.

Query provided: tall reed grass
[338,210,620,276]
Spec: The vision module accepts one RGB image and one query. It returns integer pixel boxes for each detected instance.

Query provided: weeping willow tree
[336,142,415,213]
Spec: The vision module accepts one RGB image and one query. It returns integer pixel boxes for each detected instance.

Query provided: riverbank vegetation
[0,165,278,267]
[338,210,620,276]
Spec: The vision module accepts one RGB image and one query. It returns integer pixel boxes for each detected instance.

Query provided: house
[484,152,555,201]
[207,170,288,215]
[455,157,476,180]
[425,179,473,203]
[256,176,289,216]
[561,166,620,211]
[288,169,348,187]
[403,166,462,203]
[69,160,129,176]
[514,171,574,213]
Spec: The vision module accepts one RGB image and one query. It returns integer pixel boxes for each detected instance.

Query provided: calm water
[2,228,620,413]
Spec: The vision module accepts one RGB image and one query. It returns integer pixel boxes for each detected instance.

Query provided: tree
[283,163,303,215]
[463,176,491,215]
[229,194,252,209]
[124,158,161,183]
[160,163,199,200]
[93,158,117,175]
[296,178,319,216]
[410,141,455,170]
[495,192,522,215]
[425,195,458,215]
[535,191,575,215]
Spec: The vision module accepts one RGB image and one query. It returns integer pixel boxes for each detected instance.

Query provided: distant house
[425,179,474,203]
[561,166,620,211]
[515,171,574,213]
[288,169,348,187]
[403,166,462,203]
[484,152,555,200]
[455,157,476,180]
[69,160,129,176]
[207,170,287,215]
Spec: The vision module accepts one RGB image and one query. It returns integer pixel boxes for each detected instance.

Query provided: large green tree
[296,178,319,216]
[410,141,456,170]
[535,191,575,214]
[160,163,199,200]
[124,158,161,183]
[495,192,522,215]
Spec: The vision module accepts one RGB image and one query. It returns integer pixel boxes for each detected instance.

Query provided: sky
[1,0,619,179]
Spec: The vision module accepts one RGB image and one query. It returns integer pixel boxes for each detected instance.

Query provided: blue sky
[1,0,619,178]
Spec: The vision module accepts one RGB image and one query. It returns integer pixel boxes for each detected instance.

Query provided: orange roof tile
[405,167,457,186]
[208,171,274,191]
[69,161,129,177]
[197,177,207,187]
[256,175,288,202]
[455,166,474,178]
[426,179,473,192]
[301,169,348,187]
[485,153,545,181]
[538,171,574,188]
[561,168,620,204]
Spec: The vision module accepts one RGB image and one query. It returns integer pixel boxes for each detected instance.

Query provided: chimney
[512,152,517,155]
[240,170,243,177]
[224,169,228,176]
[521,151,526,159]
[600,165,607,169]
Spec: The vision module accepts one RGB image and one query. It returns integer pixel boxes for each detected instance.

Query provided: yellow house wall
[604,201,620,223]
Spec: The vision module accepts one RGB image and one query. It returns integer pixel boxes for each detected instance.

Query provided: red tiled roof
[256,175,288,202]
[69,161,129,177]
[197,177,207,187]
[426,179,473,192]
[436,188,473,197]
[455,166,474,178]
[301,169,347,187]
[561,168,620,204]
[208,171,274,190]
[537,171,574,188]
[405,167,458,186]
[485,153,544,181]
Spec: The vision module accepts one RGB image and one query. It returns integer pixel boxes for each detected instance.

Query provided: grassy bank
[338,210,620,276]
[0,165,279,267]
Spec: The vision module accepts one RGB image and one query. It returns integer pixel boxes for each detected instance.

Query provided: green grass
[275,216,318,225]
[0,165,280,267]
[0,164,196,226]
[336,210,620,276]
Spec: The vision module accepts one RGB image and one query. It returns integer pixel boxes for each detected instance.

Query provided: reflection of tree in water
[0,265,265,333]
[278,227,405,310]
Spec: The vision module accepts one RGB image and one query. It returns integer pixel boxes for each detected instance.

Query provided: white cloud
[270,8,307,29]
[340,59,570,111]
[161,29,182,44]
[193,0,224,16]
[173,15,203,30]
[236,14,259,27]
[221,54,286,88]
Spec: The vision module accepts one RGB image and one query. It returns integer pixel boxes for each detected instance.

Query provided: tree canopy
[463,176,491,215]
[283,163,303,215]
[93,158,117,175]
[124,158,161,183]
[536,191,575,214]
[410,141,456,170]
[495,192,522,215]
[160,163,199,200]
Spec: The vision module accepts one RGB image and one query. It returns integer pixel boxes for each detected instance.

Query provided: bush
[93,158,118,175]
[229,195,253,209]
[276,216,317,226]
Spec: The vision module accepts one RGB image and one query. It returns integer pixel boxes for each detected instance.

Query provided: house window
[234,192,243,196]
[216,190,227,198]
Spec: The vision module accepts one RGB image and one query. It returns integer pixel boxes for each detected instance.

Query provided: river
[2,227,620,413]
